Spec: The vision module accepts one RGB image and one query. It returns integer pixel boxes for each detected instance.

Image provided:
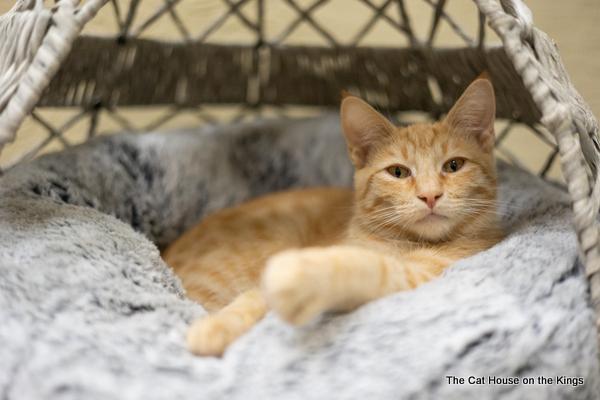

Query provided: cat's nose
[417,192,443,209]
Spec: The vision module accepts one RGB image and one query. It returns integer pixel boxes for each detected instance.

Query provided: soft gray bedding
[0,115,598,399]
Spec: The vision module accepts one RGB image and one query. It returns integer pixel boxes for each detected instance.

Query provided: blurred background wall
[0,0,598,180]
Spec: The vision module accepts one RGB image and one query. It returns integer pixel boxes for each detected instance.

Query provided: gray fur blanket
[0,115,598,399]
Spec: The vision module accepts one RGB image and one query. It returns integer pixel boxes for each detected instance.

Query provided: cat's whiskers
[366,208,427,236]
[456,197,524,210]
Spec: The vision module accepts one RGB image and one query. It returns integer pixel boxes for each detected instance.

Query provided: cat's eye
[386,165,411,179]
[442,158,466,173]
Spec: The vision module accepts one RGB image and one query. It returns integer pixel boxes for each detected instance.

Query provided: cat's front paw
[187,315,235,357]
[262,249,329,326]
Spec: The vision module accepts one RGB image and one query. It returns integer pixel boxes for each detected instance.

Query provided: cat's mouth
[417,212,448,223]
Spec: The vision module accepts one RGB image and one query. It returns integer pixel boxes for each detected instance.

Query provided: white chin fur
[410,218,454,241]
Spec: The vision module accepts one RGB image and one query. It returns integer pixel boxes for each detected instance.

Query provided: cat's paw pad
[262,250,327,326]
[186,315,233,357]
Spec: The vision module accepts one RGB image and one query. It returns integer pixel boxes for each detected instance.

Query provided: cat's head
[341,78,497,242]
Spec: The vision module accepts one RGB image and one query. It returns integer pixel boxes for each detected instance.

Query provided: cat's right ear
[444,78,496,151]
[340,96,394,168]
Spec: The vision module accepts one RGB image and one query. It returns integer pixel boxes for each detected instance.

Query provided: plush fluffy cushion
[0,115,598,399]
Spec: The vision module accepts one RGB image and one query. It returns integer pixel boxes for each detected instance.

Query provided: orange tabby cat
[162,77,503,357]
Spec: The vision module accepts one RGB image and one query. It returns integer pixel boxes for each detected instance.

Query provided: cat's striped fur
[162,77,503,356]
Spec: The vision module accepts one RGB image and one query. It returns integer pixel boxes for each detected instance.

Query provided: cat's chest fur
[343,229,491,264]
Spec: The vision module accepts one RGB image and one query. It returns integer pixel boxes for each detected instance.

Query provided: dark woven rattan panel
[39,37,255,107]
[262,46,433,111]
[39,36,540,123]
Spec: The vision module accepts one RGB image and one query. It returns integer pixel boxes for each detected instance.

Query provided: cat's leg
[262,246,451,325]
[187,288,267,356]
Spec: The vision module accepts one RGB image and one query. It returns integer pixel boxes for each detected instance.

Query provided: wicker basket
[1,0,599,354]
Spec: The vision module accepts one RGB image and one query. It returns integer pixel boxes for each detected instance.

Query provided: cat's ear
[340,96,394,168]
[445,78,496,151]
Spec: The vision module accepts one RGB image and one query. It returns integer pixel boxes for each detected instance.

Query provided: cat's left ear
[445,78,496,151]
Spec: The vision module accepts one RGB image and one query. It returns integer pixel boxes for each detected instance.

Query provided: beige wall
[0,0,598,178]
